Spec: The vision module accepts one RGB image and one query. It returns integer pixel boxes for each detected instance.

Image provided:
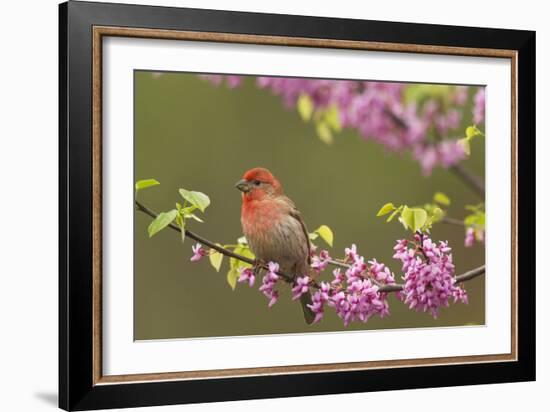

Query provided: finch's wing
[289,205,311,265]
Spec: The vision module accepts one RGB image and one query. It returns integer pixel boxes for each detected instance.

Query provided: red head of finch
[235,167,315,324]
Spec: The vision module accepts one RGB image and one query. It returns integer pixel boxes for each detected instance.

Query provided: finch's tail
[300,291,315,325]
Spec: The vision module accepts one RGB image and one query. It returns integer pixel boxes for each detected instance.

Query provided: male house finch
[235,167,315,324]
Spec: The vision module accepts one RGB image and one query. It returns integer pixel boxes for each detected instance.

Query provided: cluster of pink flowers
[393,234,468,318]
[473,88,486,124]
[200,75,484,175]
[328,275,388,326]
[292,245,395,325]
[258,262,280,307]
[311,250,331,273]
[205,260,283,304]
[307,282,331,324]
[190,236,470,323]
[291,276,311,300]
[331,248,395,325]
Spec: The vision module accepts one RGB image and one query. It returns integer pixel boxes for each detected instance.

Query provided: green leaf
[226,267,239,290]
[316,122,333,144]
[209,247,224,272]
[464,215,476,227]
[401,206,428,232]
[179,189,211,212]
[314,225,333,247]
[237,236,248,245]
[297,94,314,122]
[466,125,479,139]
[432,207,444,221]
[377,202,396,217]
[135,179,160,192]
[185,213,204,223]
[324,105,342,132]
[465,204,483,212]
[458,138,471,156]
[230,245,255,270]
[387,208,401,222]
[477,213,486,227]
[308,232,319,241]
[148,209,177,238]
[433,192,450,206]
[464,209,485,229]
[181,205,198,214]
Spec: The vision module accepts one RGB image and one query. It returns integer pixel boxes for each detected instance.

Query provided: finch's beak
[235,179,251,193]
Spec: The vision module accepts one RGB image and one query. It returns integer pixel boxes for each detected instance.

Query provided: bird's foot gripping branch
[135,180,485,326]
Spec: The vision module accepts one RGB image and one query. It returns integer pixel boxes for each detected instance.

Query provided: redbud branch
[449,163,486,198]
[136,200,485,293]
[135,200,294,282]
[441,216,465,226]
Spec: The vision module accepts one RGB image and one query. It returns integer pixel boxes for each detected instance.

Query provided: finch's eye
[253,180,261,186]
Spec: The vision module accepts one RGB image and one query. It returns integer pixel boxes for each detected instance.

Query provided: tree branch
[441,216,465,226]
[136,200,485,293]
[136,200,293,282]
[449,163,486,198]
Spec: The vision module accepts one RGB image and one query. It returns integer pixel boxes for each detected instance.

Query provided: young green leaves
[209,236,256,290]
[458,125,484,156]
[227,243,255,290]
[208,244,224,272]
[297,94,314,122]
[173,189,210,242]
[400,206,428,233]
[377,192,449,233]
[135,178,160,195]
[308,225,334,247]
[138,179,211,241]
[134,178,176,237]
[433,192,450,206]
[464,203,485,236]
[297,93,341,144]
[178,189,210,212]
[148,210,178,237]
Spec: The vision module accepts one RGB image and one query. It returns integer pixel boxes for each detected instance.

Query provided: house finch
[235,167,315,324]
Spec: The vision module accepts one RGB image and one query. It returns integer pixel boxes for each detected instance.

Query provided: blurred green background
[134,71,485,340]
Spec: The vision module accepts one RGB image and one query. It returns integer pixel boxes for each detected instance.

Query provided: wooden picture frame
[59,1,535,410]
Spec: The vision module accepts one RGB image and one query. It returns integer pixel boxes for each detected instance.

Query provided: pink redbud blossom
[311,250,331,273]
[292,276,311,300]
[345,244,358,262]
[190,243,207,262]
[308,282,331,323]
[331,268,345,287]
[237,267,256,287]
[464,228,475,247]
[259,262,280,307]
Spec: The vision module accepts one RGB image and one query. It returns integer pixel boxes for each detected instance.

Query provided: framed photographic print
[59,1,535,410]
